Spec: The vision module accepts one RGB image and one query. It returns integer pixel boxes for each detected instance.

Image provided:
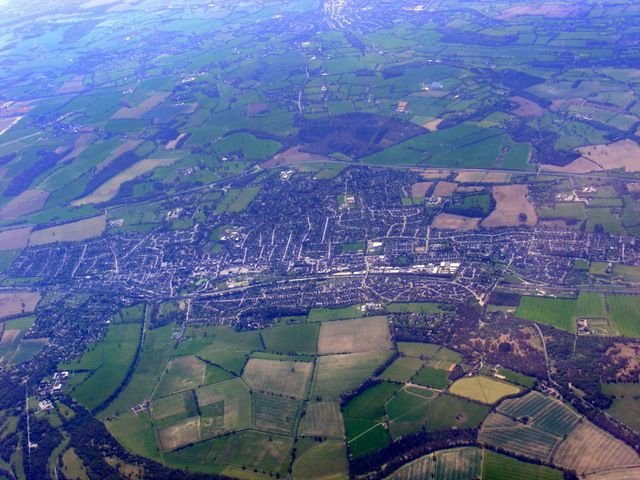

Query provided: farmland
[515,297,576,332]
[63,322,141,412]
[449,376,522,404]
[482,450,562,480]
[29,215,106,245]
[2,0,640,479]
[0,291,40,319]
[312,350,392,398]
[386,447,482,480]
[317,316,391,354]
[603,384,640,434]
[242,358,313,399]
[606,295,640,338]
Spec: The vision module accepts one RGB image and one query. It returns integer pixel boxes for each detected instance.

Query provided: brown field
[246,102,269,117]
[411,168,450,180]
[317,316,391,355]
[411,182,433,198]
[95,139,143,172]
[29,215,106,245]
[0,227,32,250]
[0,329,20,345]
[112,92,170,119]
[298,401,345,438]
[0,189,50,220]
[455,171,512,184]
[242,358,313,399]
[457,186,485,193]
[579,140,640,173]
[48,133,96,173]
[553,421,640,475]
[165,133,187,150]
[423,119,443,131]
[0,291,40,319]
[509,96,545,117]
[0,116,22,136]
[498,4,579,19]
[57,75,85,95]
[261,146,333,168]
[544,140,640,174]
[433,181,457,197]
[105,457,143,480]
[431,213,480,230]
[157,417,200,451]
[542,157,603,174]
[539,219,570,228]
[74,157,179,206]
[585,466,640,480]
[482,185,537,227]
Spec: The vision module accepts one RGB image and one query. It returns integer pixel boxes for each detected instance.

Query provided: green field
[386,303,442,314]
[496,368,536,388]
[344,382,399,457]
[538,203,586,220]
[361,124,533,171]
[214,186,262,214]
[386,387,434,438]
[386,447,482,480]
[482,450,562,480]
[1,315,35,330]
[515,296,576,333]
[612,265,640,282]
[312,350,392,399]
[63,323,141,411]
[154,355,213,398]
[603,383,640,433]
[397,342,441,358]
[380,357,424,383]
[196,378,252,436]
[308,304,364,322]
[291,438,348,480]
[426,347,462,370]
[106,411,160,461]
[607,295,640,338]
[411,366,449,389]
[213,430,294,476]
[100,323,176,418]
[260,323,319,354]
[178,326,262,374]
[424,394,489,432]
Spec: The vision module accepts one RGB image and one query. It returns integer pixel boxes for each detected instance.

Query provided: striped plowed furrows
[478,413,561,462]
[552,421,640,475]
